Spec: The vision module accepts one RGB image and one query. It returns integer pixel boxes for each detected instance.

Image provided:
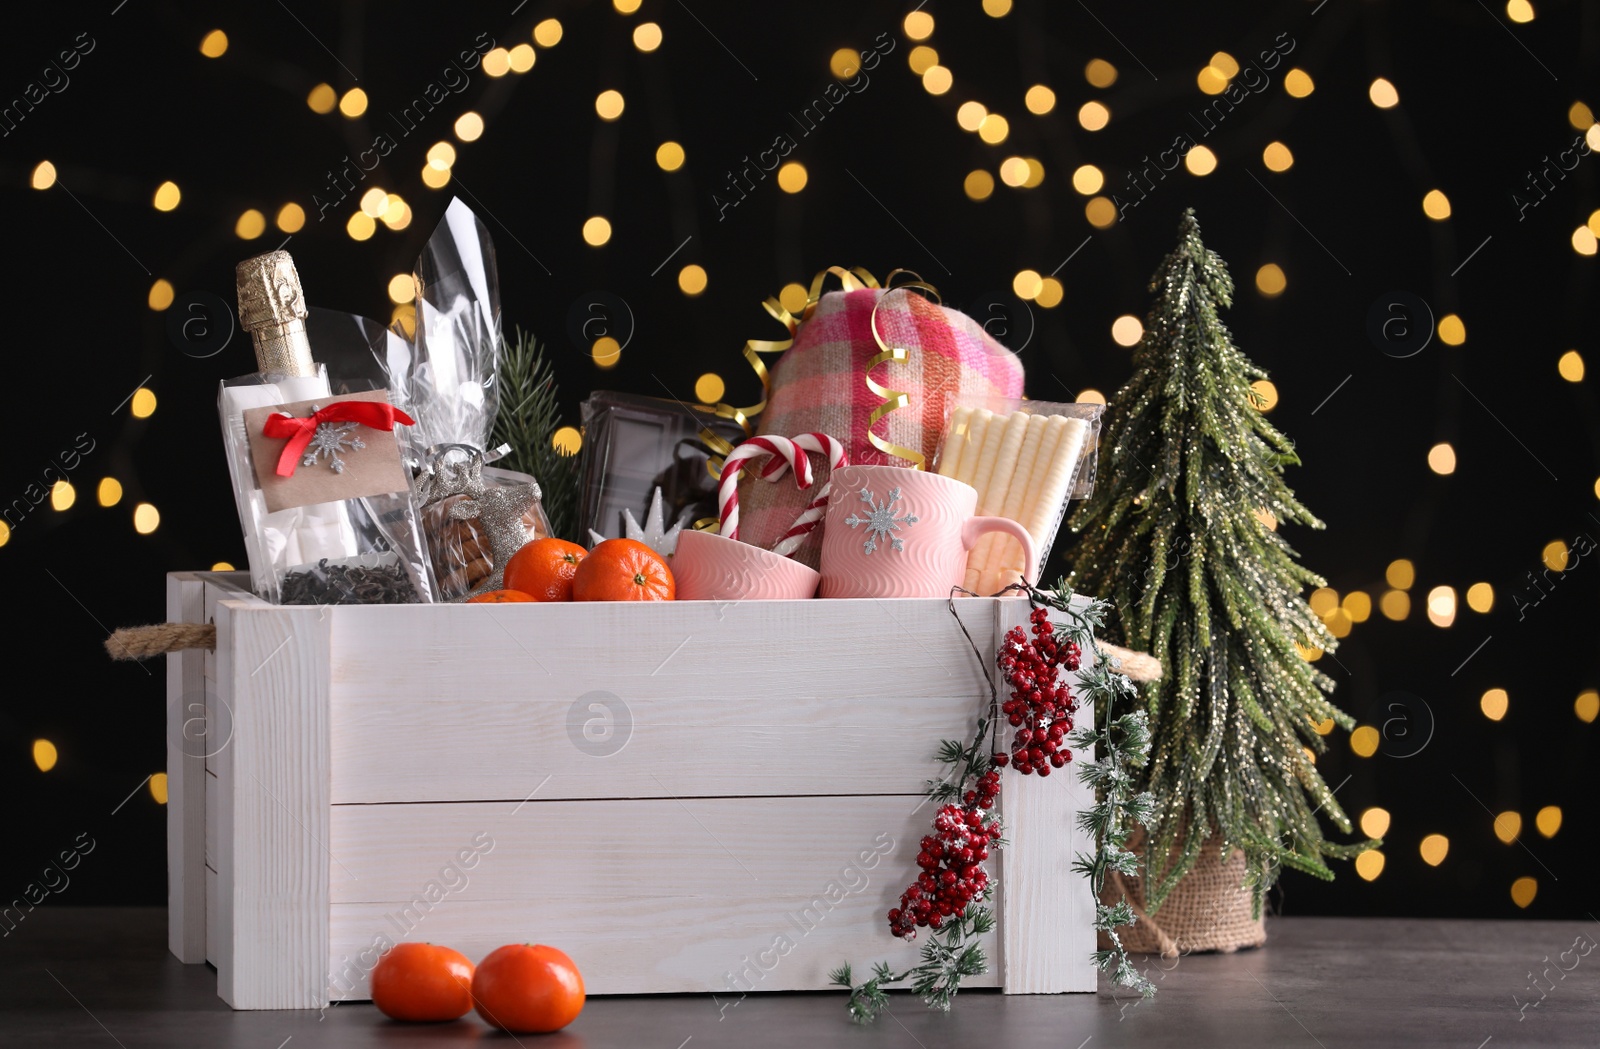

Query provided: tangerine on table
[465,589,535,603]
[471,943,585,1034]
[503,538,588,602]
[369,942,475,1022]
[572,538,675,601]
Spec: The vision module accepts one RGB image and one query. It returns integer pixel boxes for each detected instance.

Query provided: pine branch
[491,328,581,541]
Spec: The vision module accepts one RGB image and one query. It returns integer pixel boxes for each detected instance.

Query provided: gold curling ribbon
[865,276,941,471]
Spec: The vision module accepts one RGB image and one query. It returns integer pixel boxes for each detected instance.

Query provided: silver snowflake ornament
[588,485,684,557]
[300,414,366,474]
[843,486,918,554]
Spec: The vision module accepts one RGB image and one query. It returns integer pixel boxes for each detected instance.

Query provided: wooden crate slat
[165,571,207,964]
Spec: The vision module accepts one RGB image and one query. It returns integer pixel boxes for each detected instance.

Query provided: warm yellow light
[33,739,57,772]
[983,0,1013,15]
[1379,589,1411,621]
[591,337,621,369]
[1078,101,1110,131]
[1419,834,1449,866]
[1507,0,1536,22]
[694,373,726,403]
[957,101,988,132]
[1311,716,1333,735]
[1535,806,1561,837]
[1325,608,1353,639]
[507,43,536,72]
[130,388,156,419]
[1350,725,1380,758]
[1076,389,1106,406]
[1111,315,1143,347]
[1369,77,1400,108]
[1460,582,1491,613]
[1085,59,1118,88]
[582,216,612,247]
[903,11,935,40]
[153,181,181,212]
[31,161,57,190]
[454,112,484,142]
[1255,264,1286,298]
[1025,85,1056,115]
[199,29,228,58]
[346,211,375,241]
[533,19,563,47]
[233,209,265,240]
[1480,687,1509,721]
[922,65,953,95]
[1256,507,1278,532]
[998,157,1030,188]
[1427,442,1456,475]
[276,203,305,233]
[655,141,686,172]
[1071,165,1104,195]
[830,48,862,79]
[1339,591,1371,624]
[552,426,583,455]
[1309,588,1340,616]
[386,274,415,305]
[1209,51,1240,78]
[1035,277,1064,309]
[1196,66,1228,95]
[307,83,337,114]
[908,45,939,75]
[1568,101,1594,129]
[1022,158,1045,188]
[1438,314,1466,345]
[380,194,411,231]
[596,89,626,120]
[1262,141,1294,172]
[1185,145,1218,176]
[1360,807,1391,838]
[1296,642,1324,662]
[1494,811,1522,844]
[632,23,662,52]
[1012,270,1043,301]
[339,88,368,118]
[779,283,809,315]
[1085,196,1117,228]
[614,0,642,13]
[359,187,388,217]
[1243,379,1276,413]
[2,520,14,547]
[427,141,457,171]
[483,48,511,77]
[50,481,75,512]
[775,161,808,194]
[1542,538,1569,571]
[149,772,169,804]
[1386,559,1415,589]
[1572,226,1598,255]
[148,279,175,311]
[1422,189,1452,220]
[964,170,995,201]
[1355,850,1385,881]
[1284,69,1315,97]
[134,502,160,534]
[390,304,416,339]
[1590,125,1600,151]
[679,264,708,296]
[1425,585,1456,627]
[1577,690,1600,723]
[98,478,123,507]
[1558,349,1585,381]
[421,165,451,189]
[211,562,234,571]
[1510,876,1537,908]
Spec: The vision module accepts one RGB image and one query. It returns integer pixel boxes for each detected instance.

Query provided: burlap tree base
[1097,831,1266,958]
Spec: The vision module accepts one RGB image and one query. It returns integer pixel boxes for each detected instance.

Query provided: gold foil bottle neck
[235,250,316,377]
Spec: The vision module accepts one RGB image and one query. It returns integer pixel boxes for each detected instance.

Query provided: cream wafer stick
[996,416,1088,589]
[981,414,1068,592]
[951,408,992,488]
[937,406,974,478]
[965,411,1031,587]
[974,414,1053,591]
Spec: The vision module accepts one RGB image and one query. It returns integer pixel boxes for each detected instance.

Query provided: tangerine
[465,589,535,603]
[471,943,585,1034]
[571,538,675,601]
[503,538,589,602]
[370,942,474,1022]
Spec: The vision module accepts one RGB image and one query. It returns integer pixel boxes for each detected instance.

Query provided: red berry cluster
[992,606,1081,776]
[887,770,1000,940]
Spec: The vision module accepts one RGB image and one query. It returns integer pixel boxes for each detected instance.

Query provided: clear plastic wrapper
[931,398,1104,593]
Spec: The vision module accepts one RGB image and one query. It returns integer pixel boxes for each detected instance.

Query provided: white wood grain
[996,598,1097,993]
[165,572,207,963]
[326,598,999,804]
[215,599,332,1010]
[324,796,995,998]
[206,863,219,967]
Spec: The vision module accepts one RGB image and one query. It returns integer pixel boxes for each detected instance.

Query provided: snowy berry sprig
[994,605,1081,775]
[887,773,1001,939]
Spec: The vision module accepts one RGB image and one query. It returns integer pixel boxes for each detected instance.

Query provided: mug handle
[960,516,1037,583]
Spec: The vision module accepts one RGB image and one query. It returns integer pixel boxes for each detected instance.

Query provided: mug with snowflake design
[817,465,1034,599]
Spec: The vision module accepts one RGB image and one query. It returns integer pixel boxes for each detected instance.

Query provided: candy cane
[771,433,848,557]
[716,433,845,547]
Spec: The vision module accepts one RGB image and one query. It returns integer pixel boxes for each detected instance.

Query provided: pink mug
[818,465,1035,599]
[673,528,821,601]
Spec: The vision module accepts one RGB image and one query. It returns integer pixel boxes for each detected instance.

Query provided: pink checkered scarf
[736,288,1024,566]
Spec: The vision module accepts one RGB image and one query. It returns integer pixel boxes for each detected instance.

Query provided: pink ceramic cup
[818,465,1036,599]
[673,528,821,601]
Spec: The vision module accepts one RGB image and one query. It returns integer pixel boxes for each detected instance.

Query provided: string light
[1568,101,1594,129]
[1076,389,1106,405]
[507,44,535,72]
[1355,850,1385,880]
[592,337,621,369]
[596,90,626,120]
[978,114,1010,144]
[1111,315,1143,346]
[613,0,642,12]
[1262,141,1294,172]
[1542,539,1569,571]
[1035,277,1064,308]
[695,374,726,403]
[1250,379,1279,410]
[50,481,75,511]
[1494,811,1522,844]
[964,170,995,201]
[134,503,161,534]
[130,388,157,419]
[454,112,484,142]
[1426,442,1456,475]
[1510,877,1537,908]
[1196,66,1228,95]
[483,48,511,77]
[552,426,582,454]
[903,11,935,39]
[779,283,809,314]
[1506,0,1535,21]
[1284,69,1315,97]
[1024,85,1056,115]
[1210,52,1240,77]
[387,274,415,304]
[982,0,1013,15]
[276,203,305,232]
[1071,165,1104,195]
[1386,559,1415,589]
[1572,226,1598,255]
[1084,59,1117,87]
[1419,834,1449,866]
[1575,690,1599,723]
[1023,158,1044,188]
[199,30,228,59]
[1078,101,1109,131]
[1425,585,1456,627]
[149,773,169,805]
[360,187,388,216]
[148,279,174,311]
[1085,196,1117,228]
[426,142,456,170]
[306,83,336,114]
[678,264,708,296]
[1369,78,1400,108]
[1309,588,1339,616]
[1559,350,1587,382]
[830,49,862,78]
[1255,264,1286,298]
[1185,145,1218,175]
[957,101,988,132]
[1379,589,1410,620]
[31,161,56,190]
[421,165,450,189]
[533,19,563,47]
[1535,806,1562,837]
[1437,314,1466,345]
[1012,269,1043,300]
[999,157,1030,187]
[922,65,953,95]
[1422,189,1452,219]
[656,141,686,171]
[1465,582,1494,612]
[235,209,266,239]
[1349,726,1380,757]
[346,211,376,240]
[97,478,123,507]
[777,162,807,193]
[908,46,939,75]
[1359,807,1391,838]
[338,88,368,118]
[153,181,181,211]
[1342,591,1372,622]
[33,740,57,772]
[633,23,662,52]
[582,216,612,247]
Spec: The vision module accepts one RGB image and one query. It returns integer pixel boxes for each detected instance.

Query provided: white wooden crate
[165,571,1095,1009]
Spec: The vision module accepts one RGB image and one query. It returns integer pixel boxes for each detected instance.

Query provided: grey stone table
[2,908,1596,1047]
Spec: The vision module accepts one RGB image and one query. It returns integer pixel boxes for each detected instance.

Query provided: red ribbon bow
[262,401,415,477]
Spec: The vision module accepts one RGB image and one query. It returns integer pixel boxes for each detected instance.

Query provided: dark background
[2,0,1595,922]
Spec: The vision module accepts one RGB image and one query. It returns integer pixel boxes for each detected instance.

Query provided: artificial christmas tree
[1066,209,1375,952]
